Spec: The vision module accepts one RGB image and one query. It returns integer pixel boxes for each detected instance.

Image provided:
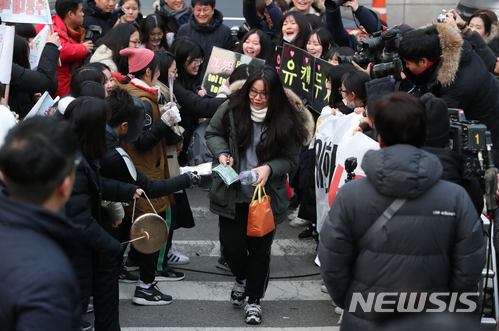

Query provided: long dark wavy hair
[276,11,312,50]
[226,66,309,163]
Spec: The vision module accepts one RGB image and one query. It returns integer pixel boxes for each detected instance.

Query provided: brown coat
[115,78,174,216]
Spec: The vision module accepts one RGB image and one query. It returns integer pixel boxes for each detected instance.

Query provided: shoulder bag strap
[356,198,407,252]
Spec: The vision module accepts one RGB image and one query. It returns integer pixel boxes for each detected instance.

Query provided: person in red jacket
[36,0,94,97]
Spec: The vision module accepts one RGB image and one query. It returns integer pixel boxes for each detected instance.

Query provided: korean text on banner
[29,25,49,69]
[201,47,265,97]
[0,25,16,85]
[314,110,362,233]
[0,0,52,25]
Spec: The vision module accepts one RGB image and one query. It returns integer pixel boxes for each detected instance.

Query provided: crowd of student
[2,0,499,329]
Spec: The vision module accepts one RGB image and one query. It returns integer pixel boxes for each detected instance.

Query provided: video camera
[85,25,102,42]
[449,109,493,179]
[338,26,405,80]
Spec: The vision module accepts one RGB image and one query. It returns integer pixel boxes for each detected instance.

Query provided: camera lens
[337,54,371,67]
[371,62,395,78]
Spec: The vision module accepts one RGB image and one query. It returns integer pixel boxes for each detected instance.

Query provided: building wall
[349,0,459,29]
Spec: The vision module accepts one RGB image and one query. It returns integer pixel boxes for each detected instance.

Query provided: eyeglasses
[129,39,140,47]
[169,68,178,76]
[192,59,204,67]
[338,88,349,94]
[249,88,268,101]
[149,33,164,40]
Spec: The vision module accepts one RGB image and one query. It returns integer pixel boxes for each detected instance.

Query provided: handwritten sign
[201,47,265,97]
[24,91,55,119]
[0,0,52,24]
[0,25,15,84]
[29,24,48,69]
[279,43,333,113]
[273,46,283,73]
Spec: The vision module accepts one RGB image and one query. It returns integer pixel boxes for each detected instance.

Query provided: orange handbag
[247,184,275,237]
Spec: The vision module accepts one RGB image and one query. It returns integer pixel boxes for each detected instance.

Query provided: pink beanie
[120,47,155,74]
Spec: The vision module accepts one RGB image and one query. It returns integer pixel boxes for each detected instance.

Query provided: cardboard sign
[279,43,314,105]
[201,47,265,97]
[0,0,52,24]
[273,46,283,73]
[29,24,49,69]
[24,91,55,119]
[279,43,333,113]
[0,25,16,84]
[312,59,333,111]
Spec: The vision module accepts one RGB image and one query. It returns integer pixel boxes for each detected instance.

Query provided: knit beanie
[421,93,450,148]
[120,47,155,74]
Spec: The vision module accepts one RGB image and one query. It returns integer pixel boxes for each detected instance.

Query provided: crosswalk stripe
[122,327,340,330]
[171,239,317,257]
[120,280,330,301]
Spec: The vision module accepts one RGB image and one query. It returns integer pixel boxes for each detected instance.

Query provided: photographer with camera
[324,0,382,51]
[398,23,499,155]
[319,92,485,330]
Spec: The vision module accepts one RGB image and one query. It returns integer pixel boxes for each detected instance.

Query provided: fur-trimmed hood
[286,0,325,15]
[416,23,463,88]
[484,21,499,45]
[227,79,315,146]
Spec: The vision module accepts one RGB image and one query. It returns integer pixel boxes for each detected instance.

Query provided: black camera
[338,27,404,79]
[324,0,347,12]
[345,157,358,183]
[449,109,492,179]
[231,25,247,48]
[85,25,102,42]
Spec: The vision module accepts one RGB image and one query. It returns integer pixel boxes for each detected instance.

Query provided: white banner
[29,24,49,69]
[0,0,52,24]
[0,25,16,85]
[315,108,362,233]
[327,132,380,208]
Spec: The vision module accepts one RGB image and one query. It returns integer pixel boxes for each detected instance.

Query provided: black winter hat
[421,93,450,148]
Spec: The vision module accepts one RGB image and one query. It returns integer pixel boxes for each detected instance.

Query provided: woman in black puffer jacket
[9,35,59,118]
[63,96,142,331]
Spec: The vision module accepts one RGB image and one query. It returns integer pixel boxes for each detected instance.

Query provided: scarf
[405,59,441,90]
[161,2,191,20]
[67,26,86,43]
[250,104,267,122]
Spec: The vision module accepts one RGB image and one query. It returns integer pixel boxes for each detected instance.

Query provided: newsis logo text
[349,293,479,313]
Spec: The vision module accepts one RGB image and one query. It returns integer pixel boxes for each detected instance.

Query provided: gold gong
[130,213,169,254]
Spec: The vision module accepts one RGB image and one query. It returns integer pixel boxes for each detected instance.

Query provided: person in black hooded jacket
[82,0,122,43]
[399,23,499,158]
[318,93,485,331]
[177,0,234,79]
[0,117,82,331]
[9,34,59,118]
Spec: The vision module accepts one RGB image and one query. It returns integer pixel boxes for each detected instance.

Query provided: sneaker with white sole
[132,282,173,306]
[244,303,262,324]
[289,217,310,228]
[154,267,185,281]
[216,256,231,271]
[231,281,246,306]
[124,257,140,272]
[119,267,139,283]
[166,246,190,265]
[321,284,328,293]
[334,306,343,315]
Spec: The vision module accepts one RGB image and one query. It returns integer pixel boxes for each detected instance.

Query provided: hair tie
[127,73,135,79]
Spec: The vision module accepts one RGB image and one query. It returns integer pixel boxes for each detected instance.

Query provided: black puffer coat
[0,192,82,331]
[318,144,485,330]
[406,23,499,149]
[65,152,138,299]
[82,0,121,43]
[9,43,59,118]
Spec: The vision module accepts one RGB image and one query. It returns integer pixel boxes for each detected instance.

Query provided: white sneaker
[287,208,299,221]
[321,284,328,293]
[166,246,190,265]
[289,217,310,228]
[334,307,343,315]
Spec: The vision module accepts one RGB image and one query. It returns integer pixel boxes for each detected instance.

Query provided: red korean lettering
[12,0,24,14]
[0,0,11,13]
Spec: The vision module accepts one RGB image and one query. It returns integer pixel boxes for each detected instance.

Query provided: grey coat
[318,144,485,330]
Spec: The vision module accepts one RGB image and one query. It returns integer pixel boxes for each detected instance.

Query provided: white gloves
[160,102,181,127]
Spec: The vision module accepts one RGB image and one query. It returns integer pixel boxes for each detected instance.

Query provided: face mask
[326,90,331,99]
[342,98,356,109]
[283,34,297,43]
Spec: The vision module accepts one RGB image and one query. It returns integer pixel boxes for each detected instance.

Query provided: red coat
[36,15,88,97]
